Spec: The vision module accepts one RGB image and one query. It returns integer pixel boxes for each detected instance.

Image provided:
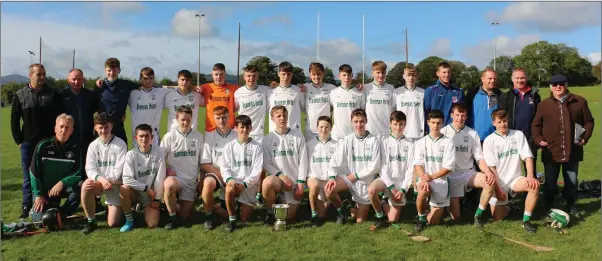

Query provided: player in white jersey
[330,64,366,141]
[305,115,338,227]
[326,108,382,224]
[164,70,204,132]
[367,111,414,231]
[413,109,455,233]
[302,63,337,141]
[81,113,128,235]
[267,61,306,134]
[393,65,425,142]
[161,106,204,230]
[262,105,309,226]
[483,109,539,233]
[364,61,396,138]
[440,103,497,229]
[200,106,237,231]
[129,67,173,148]
[234,65,269,144]
[220,115,264,232]
[119,124,166,232]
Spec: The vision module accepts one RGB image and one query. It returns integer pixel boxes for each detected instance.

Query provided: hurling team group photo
[8,56,595,237]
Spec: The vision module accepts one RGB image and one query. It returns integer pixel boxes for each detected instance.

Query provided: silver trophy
[272,204,290,231]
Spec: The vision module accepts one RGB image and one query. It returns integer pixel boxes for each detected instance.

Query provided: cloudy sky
[1,1,600,80]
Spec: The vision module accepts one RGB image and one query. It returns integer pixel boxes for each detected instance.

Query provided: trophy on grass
[272,204,290,231]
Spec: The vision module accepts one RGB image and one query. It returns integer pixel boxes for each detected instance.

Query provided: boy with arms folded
[303,62,337,141]
[363,61,396,138]
[329,64,366,141]
[267,62,306,134]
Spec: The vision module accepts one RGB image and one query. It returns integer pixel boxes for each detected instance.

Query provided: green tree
[160,77,176,86]
[562,50,596,86]
[449,60,467,86]
[245,56,278,86]
[458,65,481,89]
[6,90,13,103]
[190,72,208,87]
[386,62,413,88]
[593,61,601,84]
[514,41,566,87]
[292,66,306,85]
[488,55,515,89]
[323,67,336,85]
[353,71,373,86]
[416,56,444,87]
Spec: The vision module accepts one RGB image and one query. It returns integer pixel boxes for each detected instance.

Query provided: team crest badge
[189,96,194,102]
[438,146,445,152]
[273,142,277,147]
[225,89,230,94]
[138,163,142,167]
[151,94,156,100]
[510,138,517,145]
[464,136,469,143]
[452,96,458,103]
[403,146,408,152]
[529,97,534,104]
[188,140,196,148]
[66,151,74,159]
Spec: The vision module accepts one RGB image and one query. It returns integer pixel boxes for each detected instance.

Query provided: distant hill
[1,74,28,85]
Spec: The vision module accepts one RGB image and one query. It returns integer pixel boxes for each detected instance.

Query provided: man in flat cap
[531,74,595,219]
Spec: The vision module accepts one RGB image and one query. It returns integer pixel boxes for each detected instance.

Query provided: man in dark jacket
[531,75,595,218]
[465,68,503,143]
[499,68,541,172]
[11,63,63,218]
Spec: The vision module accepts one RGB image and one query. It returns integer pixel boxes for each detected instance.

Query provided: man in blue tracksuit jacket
[423,61,464,133]
[465,68,503,143]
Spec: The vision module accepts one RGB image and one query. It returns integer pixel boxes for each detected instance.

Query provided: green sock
[337,207,344,215]
[256,193,261,200]
[87,218,96,223]
[229,215,236,222]
[206,211,212,216]
[124,212,134,221]
[523,211,532,222]
[418,214,426,222]
[169,212,177,221]
[475,205,486,217]
[375,211,384,218]
[267,209,274,215]
[311,210,318,218]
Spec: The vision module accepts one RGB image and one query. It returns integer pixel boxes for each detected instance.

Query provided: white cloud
[170,9,220,38]
[100,2,146,26]
[0,14,371,81]
[488,2,601,33]
[462,34,540,68]
[428,38,453,58]
[252,14,293,27]
[587,52,601,64]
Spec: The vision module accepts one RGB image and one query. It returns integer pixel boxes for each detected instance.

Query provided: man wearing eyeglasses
[531,75,594,219]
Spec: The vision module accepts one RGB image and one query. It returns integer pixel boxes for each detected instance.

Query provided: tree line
[2,40,600,103]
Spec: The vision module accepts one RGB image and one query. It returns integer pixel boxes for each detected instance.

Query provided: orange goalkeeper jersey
[201,82,238,131]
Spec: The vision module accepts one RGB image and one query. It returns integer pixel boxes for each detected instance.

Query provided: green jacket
[29,137,83,198]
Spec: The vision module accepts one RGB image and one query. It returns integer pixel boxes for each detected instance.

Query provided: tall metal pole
[317,12,320,62]
[195,13,205,87]
[492,22,499,71]
[405,28,408,66]
[362,14,365,86]
[237,22,241,86]
[39,37,42,64]
[72,49,75,69]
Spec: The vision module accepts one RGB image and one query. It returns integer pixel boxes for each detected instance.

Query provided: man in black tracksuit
[11,64,63,218]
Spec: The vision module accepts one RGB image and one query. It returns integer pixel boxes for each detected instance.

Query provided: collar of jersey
[237,137,252,145]
[355,131,370,140]
[278,84,293,89]
[217,128,232,138]
[244,85,258,91]
[450,124,465,133]
[141,87,154,93]
[372,81,385,88]
[176,88,192,96]
[494,130,509,138]
[275,127,291,136]
[177,128,193,137]
[138,145,152,156]
[311,83,324,89]
[100,135,116,146]
[316,136,332,144]
[390,133,405,141]
[427,133,444,142]
[403,85,417,91]
[340,85,355,91]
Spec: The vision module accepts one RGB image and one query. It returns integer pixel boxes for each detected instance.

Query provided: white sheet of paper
[575,124,585,144]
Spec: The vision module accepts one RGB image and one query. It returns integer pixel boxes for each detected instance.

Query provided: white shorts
[175,176,198,202]
[233,181,258,207]
[417,176,450,208]
[342,176,371,205]
[206,173,226,201]
[281,181,302,205]
[376,178,407,207]
[101,184,121,206]
[489,176,524,206]
[132,190,152,206]
[449,169,478,198]
[308,177,328,202]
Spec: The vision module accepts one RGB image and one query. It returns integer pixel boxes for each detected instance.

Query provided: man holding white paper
[531,74,595,219]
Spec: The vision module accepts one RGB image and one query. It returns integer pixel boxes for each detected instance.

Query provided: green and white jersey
[160,128,204,182]
[306,136,338,181]
[164,88,203,132]
[394,86,425,139]
[85,135,128,184]
[201,129,237,168]
[304,83,336,135]
[329,85,366,141]
[234,85,269,137]
[412,134,455,179]
[441,124,483,175]
[267,85,306,133]
[122,146,166,201]
[329,131,382,185]
[219,138,264,188]
[380,135,415,191]
[364,82,396,136]
[483,130,533,186]
[128,87,173,148]
[262,128,309,183]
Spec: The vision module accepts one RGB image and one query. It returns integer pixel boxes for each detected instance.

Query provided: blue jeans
[543,162,579,206]
[20,141,35,211]
[30,184,81,222]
